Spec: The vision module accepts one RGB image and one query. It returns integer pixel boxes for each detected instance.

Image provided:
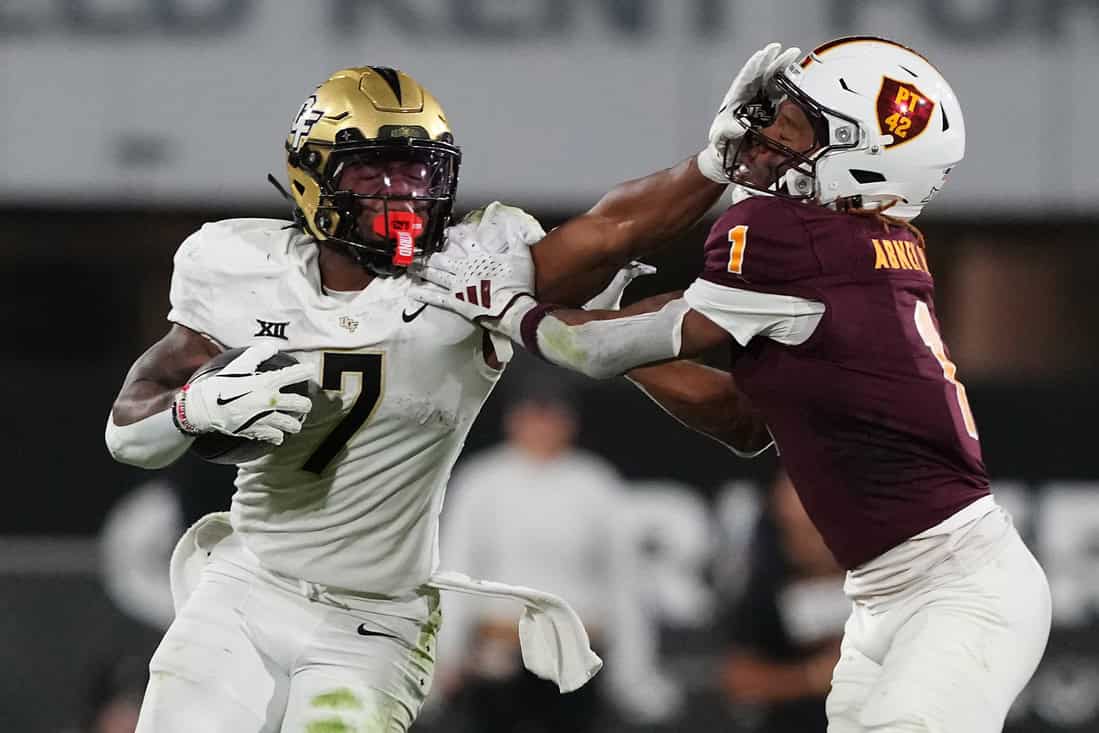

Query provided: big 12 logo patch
[876,78,935,148]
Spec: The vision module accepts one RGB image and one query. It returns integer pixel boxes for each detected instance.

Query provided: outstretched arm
[528,293,773,455]
[533,157,724,306]
[418,285,770,455]
[413,255,774,456]
[504,293,728,378]
[531,43,801,307]
[626,360,772,457]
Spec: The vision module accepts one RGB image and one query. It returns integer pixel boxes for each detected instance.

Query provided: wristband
[171,384,203,436]
[520,303,564,360]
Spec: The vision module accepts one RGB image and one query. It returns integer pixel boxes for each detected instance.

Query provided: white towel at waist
[167,513,602,694]
[427,570,603,693]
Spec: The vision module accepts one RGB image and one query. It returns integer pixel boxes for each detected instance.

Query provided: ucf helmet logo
[289,94,324,152]
[876,78,935,148]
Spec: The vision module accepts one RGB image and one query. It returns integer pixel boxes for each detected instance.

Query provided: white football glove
[172,344,314,445]
[410,242,535,322]
[442,201,546,258]
[583,261,658,311]
[421,202,547,363]
[697,42,802,183]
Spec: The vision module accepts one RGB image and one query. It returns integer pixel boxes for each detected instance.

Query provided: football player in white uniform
[104,54,789,731]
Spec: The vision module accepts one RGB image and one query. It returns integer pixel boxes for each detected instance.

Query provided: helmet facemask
[295,136,460,277]
[724,73,862,202]
[726,37,966,221]
[284,66,463,278]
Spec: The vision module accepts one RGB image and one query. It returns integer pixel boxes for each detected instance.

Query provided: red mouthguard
[372,211,424,266]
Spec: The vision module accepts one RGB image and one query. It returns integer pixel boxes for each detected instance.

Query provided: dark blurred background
[3,2,1098,732]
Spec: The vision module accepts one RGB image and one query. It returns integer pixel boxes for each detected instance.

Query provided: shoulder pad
[168,219,300,340]
[174,219,298,278]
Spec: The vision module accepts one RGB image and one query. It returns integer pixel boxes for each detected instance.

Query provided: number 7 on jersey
[302,352,385,474]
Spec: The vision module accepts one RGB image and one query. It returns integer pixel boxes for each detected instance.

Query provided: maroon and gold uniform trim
[799,35,930,68]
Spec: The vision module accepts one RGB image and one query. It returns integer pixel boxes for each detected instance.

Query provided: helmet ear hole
[849,169,887,184]
[316,211,338,235]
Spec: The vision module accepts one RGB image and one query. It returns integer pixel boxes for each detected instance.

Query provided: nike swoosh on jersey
[216,391,251,406]
[356,623,401,640]
[401,304,428,323]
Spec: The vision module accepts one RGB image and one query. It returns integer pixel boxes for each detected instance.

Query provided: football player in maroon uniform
[415,37,1051,733]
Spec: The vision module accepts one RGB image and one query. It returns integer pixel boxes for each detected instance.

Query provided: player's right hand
[697,42,802,183]
[171,344,314,445]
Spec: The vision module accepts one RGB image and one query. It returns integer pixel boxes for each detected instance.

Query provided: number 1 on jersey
[303,352,385,474]
[914,301,978,440]
[727,225,748,274]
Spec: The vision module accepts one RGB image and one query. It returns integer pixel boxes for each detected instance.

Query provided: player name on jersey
[871,237,930,274]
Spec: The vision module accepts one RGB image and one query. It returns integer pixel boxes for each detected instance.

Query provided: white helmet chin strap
[729,172,809,203]
[730,185,763,204]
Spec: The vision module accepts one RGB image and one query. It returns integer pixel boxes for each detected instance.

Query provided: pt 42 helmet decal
[876,78,935,148]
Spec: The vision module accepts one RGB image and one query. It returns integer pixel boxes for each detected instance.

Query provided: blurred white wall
[1,0,1096,214]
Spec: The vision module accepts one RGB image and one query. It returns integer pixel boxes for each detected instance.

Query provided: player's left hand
[698,42,802,183]
[410,244,535,321]
[583,261,657,311]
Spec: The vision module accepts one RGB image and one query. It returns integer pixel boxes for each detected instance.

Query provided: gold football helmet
[284,66,460,275]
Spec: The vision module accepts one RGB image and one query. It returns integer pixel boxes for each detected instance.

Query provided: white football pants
[135,532,440,733]
[826,500,1051,733]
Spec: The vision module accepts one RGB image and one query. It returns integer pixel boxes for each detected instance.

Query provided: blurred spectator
[626,480,717,629]
[719,470,848,733]
[99,479,181,631]
[435,371,676,731]
[99,462,236,631]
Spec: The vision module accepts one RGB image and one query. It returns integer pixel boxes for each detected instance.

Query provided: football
[188,347,310,464]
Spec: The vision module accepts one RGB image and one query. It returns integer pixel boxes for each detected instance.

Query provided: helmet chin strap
[371,211,425,267]
[730,185,760,204]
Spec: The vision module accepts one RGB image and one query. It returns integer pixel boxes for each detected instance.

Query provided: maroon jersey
[699,196,989,569]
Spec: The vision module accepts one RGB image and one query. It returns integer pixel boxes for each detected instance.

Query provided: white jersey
[167,206,539,594]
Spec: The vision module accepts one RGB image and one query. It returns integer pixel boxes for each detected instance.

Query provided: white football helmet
[726,36,965,220]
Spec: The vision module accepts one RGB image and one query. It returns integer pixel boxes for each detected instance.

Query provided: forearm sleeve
[105,409,194,469]
[512,298,691,379]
